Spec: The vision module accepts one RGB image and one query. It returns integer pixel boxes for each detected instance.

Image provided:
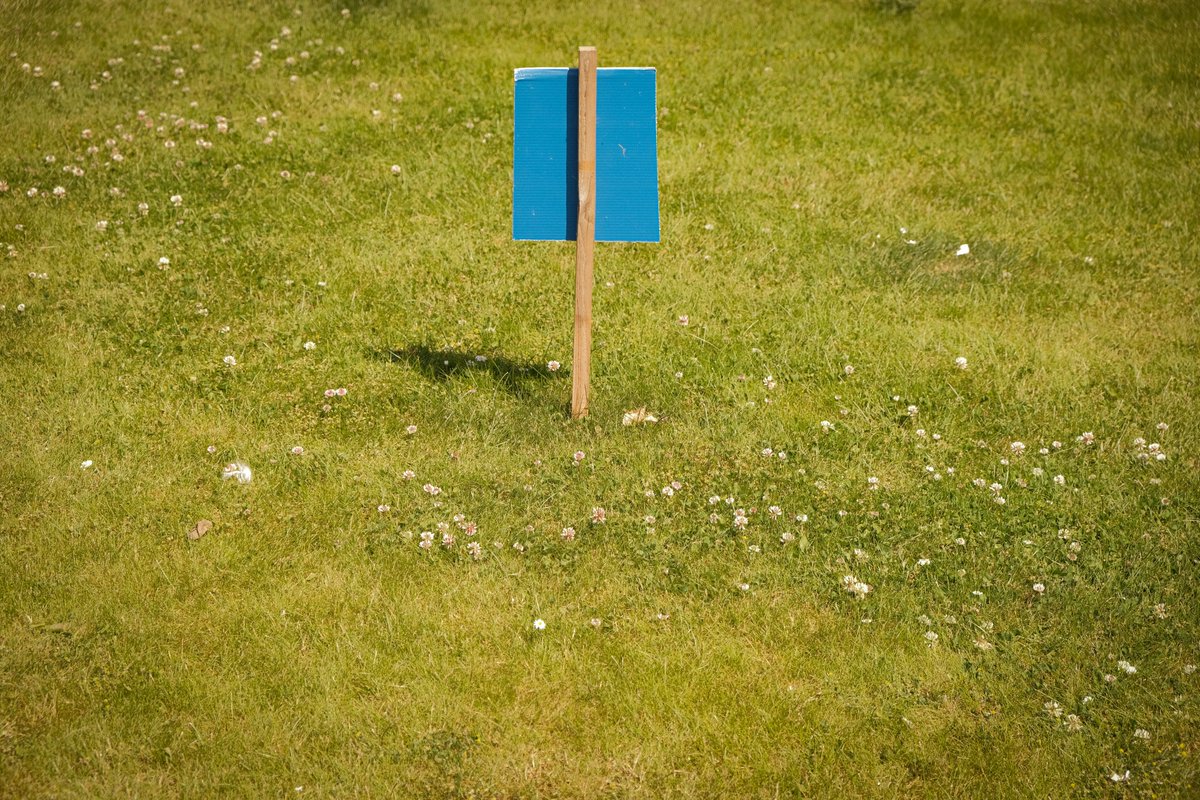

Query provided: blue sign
[513,67,659,243]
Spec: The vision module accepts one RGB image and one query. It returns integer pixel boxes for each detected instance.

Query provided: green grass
[1,0,1198,796]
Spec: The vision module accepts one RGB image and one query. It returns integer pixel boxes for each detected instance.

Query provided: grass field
[2,0,1199,796]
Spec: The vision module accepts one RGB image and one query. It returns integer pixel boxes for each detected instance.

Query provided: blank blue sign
[513,67,659,242]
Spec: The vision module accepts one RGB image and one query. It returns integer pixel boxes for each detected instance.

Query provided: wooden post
[572,46,597,419]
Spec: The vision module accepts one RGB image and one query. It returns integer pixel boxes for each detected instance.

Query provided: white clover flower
[303,341,316,350]
[763,374,777,390]
[1032,582,1046,594]
[1053,474,1065,485]
[955,356,968,370]
[841,575,872,598]
[1010,441,1025,455]
[223,355,237,366]
[80,459,94,469]
[547,360,560,372]
[843,364,854,376]
[1117,660,1137,674]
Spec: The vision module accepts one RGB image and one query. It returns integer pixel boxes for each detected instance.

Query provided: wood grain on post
[572,46,598,419]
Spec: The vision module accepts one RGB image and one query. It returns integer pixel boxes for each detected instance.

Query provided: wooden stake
[572,46,597,419]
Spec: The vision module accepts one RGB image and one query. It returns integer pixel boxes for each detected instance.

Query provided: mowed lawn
[1,0,1198,796]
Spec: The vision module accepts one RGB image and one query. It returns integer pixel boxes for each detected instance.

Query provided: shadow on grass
[377,344,562,396]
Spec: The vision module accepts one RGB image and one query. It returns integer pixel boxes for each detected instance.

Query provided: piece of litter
[622,407,658,426]
[955,243,970,256]
[187,519,213,540]
[222,462,252,484]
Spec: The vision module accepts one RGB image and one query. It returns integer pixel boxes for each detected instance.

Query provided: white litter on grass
[622,408,658,426]
[222,462,252,484]
[955,243,970,256]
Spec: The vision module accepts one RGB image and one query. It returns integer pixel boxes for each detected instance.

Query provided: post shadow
[564,68,579,238]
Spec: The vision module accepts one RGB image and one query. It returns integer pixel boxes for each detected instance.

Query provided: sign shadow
[377,344,562,397]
